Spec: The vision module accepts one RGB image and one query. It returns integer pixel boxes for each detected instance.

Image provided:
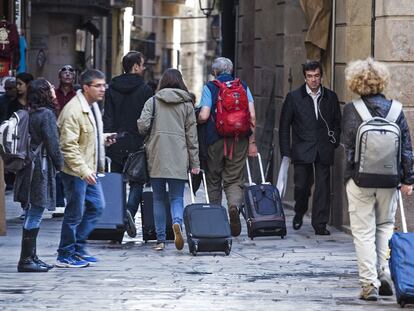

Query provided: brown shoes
[173,223,184,250]
[229,205,241,237]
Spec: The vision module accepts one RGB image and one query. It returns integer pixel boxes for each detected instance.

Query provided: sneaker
[125,210,137,238]
[75,253,99,264]
[19,210,26,221]
[173,223,184,250]
[153,242,165,251]
[378,271,393,296]
[228,205,241,237]
[360,284,379,301]
[55,255,90,268]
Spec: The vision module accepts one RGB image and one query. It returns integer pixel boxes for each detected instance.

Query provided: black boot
[31,228,53,270]
[17,228,49,272]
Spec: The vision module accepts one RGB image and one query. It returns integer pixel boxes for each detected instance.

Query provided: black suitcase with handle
[141,186,174,242]
[242,153,287,240]
[88,157,127,243]
[184,171,232,256]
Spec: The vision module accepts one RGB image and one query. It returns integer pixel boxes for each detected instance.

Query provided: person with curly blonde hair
[343,58,414,301]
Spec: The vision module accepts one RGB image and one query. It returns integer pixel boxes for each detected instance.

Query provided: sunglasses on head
[60,66,74,72]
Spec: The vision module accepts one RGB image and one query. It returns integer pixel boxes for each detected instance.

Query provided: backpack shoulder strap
[212,79,225,89]
[353,98,372,121]
[385,100,402,122]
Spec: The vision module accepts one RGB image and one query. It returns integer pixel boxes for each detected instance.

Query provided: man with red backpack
[197,57,257,237]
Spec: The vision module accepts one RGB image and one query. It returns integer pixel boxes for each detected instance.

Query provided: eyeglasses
[60,66,74,73]
[88,83,108,89]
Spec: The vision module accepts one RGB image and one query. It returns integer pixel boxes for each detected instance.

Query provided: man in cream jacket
[56,69,115,268]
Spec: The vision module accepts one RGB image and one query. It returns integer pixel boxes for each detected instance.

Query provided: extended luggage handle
[246,153,267,186]
[397,189,408,233]
[98,156,112,177]
[188,169,209,204]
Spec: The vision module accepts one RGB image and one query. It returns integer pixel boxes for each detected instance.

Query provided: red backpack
[213,79,251,159]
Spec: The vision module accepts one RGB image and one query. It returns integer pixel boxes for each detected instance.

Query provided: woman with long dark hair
[15,78,63,272]
[138,68,200,251]
[8,72,34,115]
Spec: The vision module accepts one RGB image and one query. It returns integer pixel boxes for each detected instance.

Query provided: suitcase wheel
[224,240,232,256]
[281,235,285,239]
[191,243,198,256]
[399,300,406,308]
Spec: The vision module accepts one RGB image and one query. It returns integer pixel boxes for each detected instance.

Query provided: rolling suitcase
[242,153,287,239]
[88,157,127,243]
[184,171,232,256]
[389,189,414,308]
[141,186,174,242]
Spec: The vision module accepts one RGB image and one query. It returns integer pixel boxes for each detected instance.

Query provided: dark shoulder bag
[123,97,155,183]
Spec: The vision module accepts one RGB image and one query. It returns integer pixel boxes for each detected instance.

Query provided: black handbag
[122,97,156,183]
[123,147,148,183]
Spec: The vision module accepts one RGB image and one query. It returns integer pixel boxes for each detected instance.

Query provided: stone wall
[375,0,414,231]
[236,0,307,190]
[332,0,373,229]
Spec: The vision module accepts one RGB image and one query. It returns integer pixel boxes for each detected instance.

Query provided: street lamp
[199,0,216,17]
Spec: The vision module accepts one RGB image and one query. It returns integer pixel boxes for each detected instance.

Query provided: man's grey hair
[80,69,105,87]
[212,57,233,76]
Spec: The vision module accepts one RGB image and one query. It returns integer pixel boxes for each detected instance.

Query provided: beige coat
[138,88,199,180]
[58,90,105,179]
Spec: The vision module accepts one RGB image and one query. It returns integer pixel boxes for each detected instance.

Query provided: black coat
[14,108,63,209]
[103,73,153,165]
[342,94,414,184]
[279,84,341,165]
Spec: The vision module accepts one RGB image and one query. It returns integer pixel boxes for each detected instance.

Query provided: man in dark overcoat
[279,60,341,235]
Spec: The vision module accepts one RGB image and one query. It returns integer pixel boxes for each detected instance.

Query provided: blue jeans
[151,178,185,242]
[57,172,105,257]
[23,204,45,230]
[127,182,143,219]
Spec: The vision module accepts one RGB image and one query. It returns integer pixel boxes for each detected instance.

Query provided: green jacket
[57,91,106,179]
[138,88,199,180]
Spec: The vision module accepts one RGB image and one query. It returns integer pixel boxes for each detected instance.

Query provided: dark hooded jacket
[103,73,153,165]
[342,94,414,185]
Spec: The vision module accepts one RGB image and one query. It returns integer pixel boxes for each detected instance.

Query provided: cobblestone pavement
[0,187,411,311]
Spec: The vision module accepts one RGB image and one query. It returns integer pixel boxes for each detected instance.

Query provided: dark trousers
[293,157,331,230]
[111,157,143,219]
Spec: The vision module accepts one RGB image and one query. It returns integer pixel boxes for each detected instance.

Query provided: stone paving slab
[0,187,412,310]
